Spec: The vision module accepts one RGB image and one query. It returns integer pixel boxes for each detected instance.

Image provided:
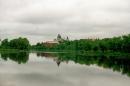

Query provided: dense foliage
[32,34,130,52]
[0,37,30,50]
[0,34,130,52]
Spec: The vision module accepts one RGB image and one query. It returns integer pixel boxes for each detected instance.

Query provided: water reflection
[0,51,130,77]
[36,52,130,77]
[0,52,29,64]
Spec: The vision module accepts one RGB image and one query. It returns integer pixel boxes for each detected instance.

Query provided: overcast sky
[0,0,130,44]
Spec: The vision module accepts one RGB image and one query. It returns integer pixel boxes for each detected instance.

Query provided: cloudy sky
[0,0,130,44]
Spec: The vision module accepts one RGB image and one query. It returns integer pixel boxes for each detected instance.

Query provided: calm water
[0,51,130,86]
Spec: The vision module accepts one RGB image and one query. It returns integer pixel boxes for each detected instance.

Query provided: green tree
[1,39,10,49]
[10,37,30,50]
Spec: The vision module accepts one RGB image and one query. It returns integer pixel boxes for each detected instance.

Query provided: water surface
[0,51,130,86]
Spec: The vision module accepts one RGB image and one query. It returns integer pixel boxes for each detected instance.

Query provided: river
[0,51,130,86]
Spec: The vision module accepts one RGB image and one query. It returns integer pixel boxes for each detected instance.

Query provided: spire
[66,36,69,41]
[57,34,62,39]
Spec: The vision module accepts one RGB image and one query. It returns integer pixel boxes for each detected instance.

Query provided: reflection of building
[54,58,69,67]
[37,52,57,57]
[54,58,61,67]
[36,52,68,67]
[37,52,61,66]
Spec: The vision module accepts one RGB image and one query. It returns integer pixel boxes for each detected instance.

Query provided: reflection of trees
[2,51,129,77]
[56,52,130,77]
[0,52,29,64]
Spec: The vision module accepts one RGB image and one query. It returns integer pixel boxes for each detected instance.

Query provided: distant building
[56,34,64,43]
[43,40,59,48]
[43,34,69,48]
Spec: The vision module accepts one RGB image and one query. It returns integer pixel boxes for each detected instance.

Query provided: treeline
[32,34,130,52]
[0,34,130,52]
[0,37,30,50]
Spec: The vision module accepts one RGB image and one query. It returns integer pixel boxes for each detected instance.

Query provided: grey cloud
[0,0,130,44]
